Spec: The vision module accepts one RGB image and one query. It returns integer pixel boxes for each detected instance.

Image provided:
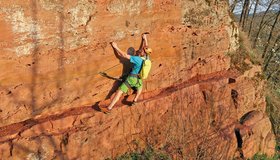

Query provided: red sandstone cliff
[0,0,276,159]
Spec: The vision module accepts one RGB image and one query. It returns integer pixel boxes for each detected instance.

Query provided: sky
[229,0,280,14]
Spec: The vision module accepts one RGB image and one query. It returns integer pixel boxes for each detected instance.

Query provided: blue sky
[229,0,280,14]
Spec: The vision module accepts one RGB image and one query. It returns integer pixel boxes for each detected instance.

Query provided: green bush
[112,146,171,160]
[251,153,280,160]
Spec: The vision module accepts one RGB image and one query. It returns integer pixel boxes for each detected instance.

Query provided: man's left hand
[142,34,147,40]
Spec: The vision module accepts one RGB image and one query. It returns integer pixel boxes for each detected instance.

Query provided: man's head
[127,47,136,56]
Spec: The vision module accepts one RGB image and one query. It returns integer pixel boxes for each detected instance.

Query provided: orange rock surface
[0,0,275,159]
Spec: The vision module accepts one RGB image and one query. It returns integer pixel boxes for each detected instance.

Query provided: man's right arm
[111,42,130,60]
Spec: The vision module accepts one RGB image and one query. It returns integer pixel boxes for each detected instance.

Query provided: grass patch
[109,146,171,160]
[266,92,280,142]
[226,31,263,73]
[226,49,252,73]
[238,31,262,65]
[250,152,280,160]
[265,83,280,159]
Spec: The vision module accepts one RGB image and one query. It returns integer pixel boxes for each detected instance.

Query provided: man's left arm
[143,34,148,48]
[138,33,149,52]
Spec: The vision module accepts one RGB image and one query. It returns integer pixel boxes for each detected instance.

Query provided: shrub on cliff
[110,146,171,160]
[251,152,280,160]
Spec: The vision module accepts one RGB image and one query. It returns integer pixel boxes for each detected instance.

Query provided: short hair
[127,47,136,56]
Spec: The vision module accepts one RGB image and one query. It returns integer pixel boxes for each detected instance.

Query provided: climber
[100,34,152,113]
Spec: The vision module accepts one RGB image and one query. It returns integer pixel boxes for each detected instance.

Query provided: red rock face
[0,0,275,159]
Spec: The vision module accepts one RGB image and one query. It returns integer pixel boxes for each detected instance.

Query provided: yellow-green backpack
[139,56,152,79]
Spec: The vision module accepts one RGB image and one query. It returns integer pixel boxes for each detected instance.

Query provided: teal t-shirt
[130,56,143,74]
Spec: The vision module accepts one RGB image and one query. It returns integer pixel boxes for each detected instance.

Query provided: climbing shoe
[100,106,111,114]
[130,100,138,106]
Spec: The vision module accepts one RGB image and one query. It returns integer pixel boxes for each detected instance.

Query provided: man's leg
[133,78,143,103]
[133,87,142,102]
[108,90,123,110]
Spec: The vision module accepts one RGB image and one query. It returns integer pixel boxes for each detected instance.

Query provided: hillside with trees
[230,0,280,158]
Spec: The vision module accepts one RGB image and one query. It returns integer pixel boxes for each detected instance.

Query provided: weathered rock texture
[0,0,276,159]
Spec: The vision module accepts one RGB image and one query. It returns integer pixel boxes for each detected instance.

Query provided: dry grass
[239,31,263,65]
[226,30,264,73]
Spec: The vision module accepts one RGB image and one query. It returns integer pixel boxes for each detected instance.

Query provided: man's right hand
[111,42,117,48]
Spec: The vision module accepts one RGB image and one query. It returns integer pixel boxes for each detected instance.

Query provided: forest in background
[230,0,280,158]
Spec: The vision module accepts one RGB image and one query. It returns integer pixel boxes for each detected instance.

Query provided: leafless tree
[248,0,260,36]
[262,9,280,58]
[264,34,280,72]
[231,0,240,13]
[245,0,255,27]
[253,0,275,48]
[240,0,250,30]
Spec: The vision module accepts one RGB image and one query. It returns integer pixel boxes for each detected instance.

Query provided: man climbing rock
[100,34,152,113]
